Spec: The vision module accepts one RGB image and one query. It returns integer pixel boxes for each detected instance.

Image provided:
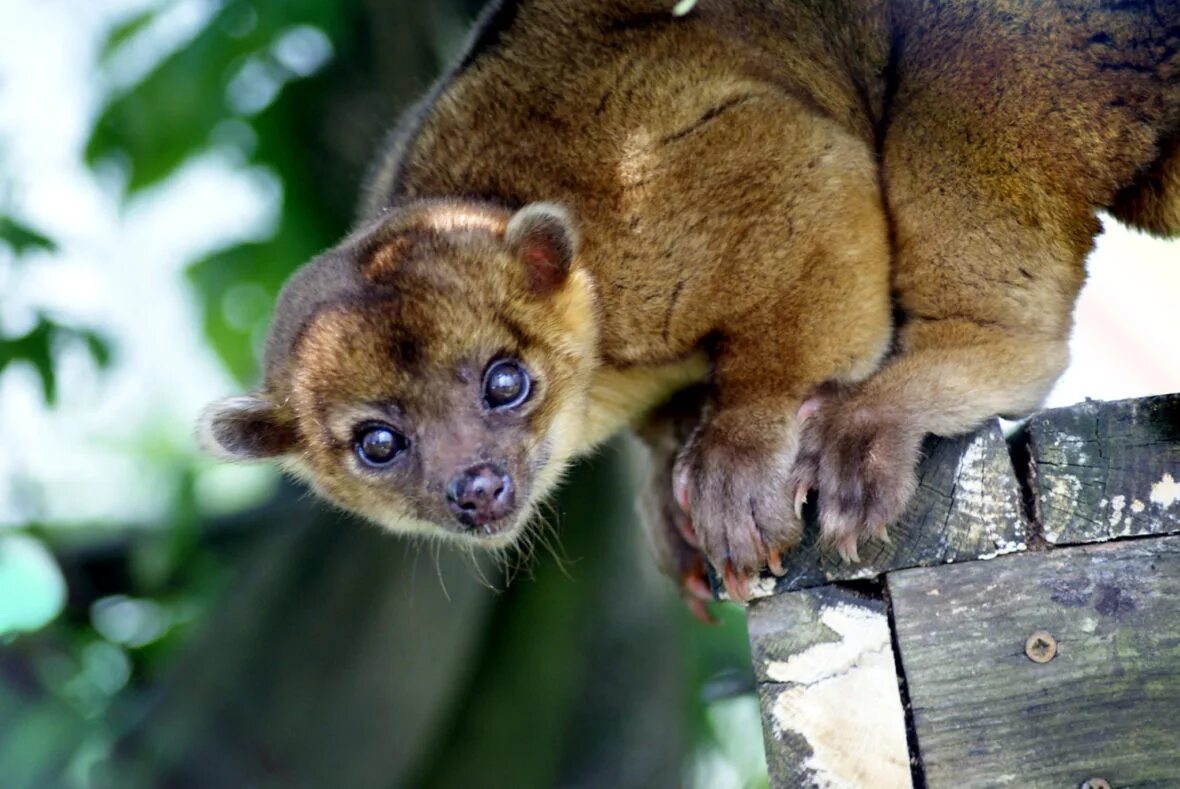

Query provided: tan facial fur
[201,200,609,547]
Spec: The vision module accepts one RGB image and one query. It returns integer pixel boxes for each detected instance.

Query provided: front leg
[672,307,890,600]
[673,397,800,601]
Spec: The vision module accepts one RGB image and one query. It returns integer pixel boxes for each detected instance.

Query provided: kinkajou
[200,0,1180,609]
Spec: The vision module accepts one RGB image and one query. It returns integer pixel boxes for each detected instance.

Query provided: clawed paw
[647,392,925,607]
[672,419,802,601]
[790,401,922,562]
[640,460,721,623]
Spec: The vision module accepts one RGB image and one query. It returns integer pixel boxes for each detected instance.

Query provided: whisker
[432,537,450,601]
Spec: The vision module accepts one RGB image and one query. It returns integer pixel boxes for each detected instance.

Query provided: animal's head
[198,199,598,548]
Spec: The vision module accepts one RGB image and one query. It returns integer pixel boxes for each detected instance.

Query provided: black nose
[446,463,515,527]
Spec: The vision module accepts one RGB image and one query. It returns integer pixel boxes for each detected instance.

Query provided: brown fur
[202,0,1180,599]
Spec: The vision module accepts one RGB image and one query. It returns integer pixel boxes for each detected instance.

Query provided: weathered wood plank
[745,422,1027,600]
[1023,394,1180,546]
[888,536,1180,788]
[746,585,913,789]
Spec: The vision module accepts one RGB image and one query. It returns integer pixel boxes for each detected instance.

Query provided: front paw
[639,464,719,624]
[672,417,802,600]
[791,402,923,562]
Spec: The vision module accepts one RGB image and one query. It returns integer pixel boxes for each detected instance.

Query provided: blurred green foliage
[0,316,111,405]
[0,216,57,256]
[0,213,112,404]
[87,1,356,382]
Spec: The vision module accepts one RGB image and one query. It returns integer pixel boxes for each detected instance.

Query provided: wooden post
[745,394,1180,789]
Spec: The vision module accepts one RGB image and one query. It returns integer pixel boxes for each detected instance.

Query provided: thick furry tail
[1109,132,1180,238]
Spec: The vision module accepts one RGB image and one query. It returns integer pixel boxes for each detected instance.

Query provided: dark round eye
[483,359,531,410]
[355,425,408,467]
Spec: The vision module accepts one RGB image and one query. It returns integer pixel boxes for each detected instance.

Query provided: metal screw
[1079,779,1111,789]
[1025,630,1057,663]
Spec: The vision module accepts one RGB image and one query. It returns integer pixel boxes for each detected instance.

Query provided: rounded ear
[505,202,578,294]
[197,395,298,461]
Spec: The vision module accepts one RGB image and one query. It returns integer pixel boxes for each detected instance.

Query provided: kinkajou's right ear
[506,202,579,295]
[197,394,298,461]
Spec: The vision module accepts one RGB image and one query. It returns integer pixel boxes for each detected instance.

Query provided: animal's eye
[355,424,408,467]
[483,359,531,410]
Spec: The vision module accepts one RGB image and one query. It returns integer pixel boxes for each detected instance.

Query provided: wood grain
[888,536,1180,788]
[747,585,913,789]
[1023,393,1180,546]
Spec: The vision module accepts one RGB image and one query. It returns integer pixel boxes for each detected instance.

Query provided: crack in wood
[883,580,928,789]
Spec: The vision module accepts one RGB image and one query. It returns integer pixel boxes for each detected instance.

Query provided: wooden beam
[888,536,1180,788]
[747,585,914,788]
[1022,393,1180,546]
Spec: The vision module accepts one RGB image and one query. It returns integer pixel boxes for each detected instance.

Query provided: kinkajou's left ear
[197,394,298,461]
[506,202,579,295]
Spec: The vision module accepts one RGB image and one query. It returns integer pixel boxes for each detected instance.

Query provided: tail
[1109,131,1180,238]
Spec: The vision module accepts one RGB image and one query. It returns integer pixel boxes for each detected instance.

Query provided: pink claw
[686,597,717,625]
[768,548,786,577]
[836,535,861,564]
[683,572,713,602]
[724,564,750,602]
[675,515,700,548]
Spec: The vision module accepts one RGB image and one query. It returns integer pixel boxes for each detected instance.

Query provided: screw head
[1025,630,1057,663]
[1079,779,1110,789]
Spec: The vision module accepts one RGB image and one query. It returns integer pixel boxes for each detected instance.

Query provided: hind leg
[1110,130,1180,238]
[792,138,1094,558]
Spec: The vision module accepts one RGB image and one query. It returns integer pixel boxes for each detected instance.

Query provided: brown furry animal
[200,0,1180,608]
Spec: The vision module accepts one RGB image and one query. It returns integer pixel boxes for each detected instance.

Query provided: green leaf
[0,319,56,402]
[98,7,159,64]
[0,317,114,404]
[0,215,58,256]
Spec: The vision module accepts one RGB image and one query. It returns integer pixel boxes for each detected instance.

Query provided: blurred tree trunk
[101,447,690,788]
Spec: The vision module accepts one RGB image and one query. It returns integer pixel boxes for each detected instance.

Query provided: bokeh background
[0,0,1176,787]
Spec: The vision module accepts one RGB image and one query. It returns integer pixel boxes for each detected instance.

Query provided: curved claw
[682,570,717,624]
[686,597,718,625]
[675,514,700,549]
[794,485,810,521]
[836,535,861,565]
[767,548,786,577]
[723,563,751,602]
[683,571,714,602]
[871,522,892,545]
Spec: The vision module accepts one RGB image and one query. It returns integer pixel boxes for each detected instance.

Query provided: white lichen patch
[822,563,883,583]
[976,536,1026,561]
[1130,499,1146,514]
[1108,495,1126,529]
[766,604,911,788]
[1150,472,1179,509]
[1048,473,1083,519]
[948,434,1024,554]
[747,575,779,601]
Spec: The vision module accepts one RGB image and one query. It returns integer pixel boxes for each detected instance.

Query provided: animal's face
[199,201,599,547]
